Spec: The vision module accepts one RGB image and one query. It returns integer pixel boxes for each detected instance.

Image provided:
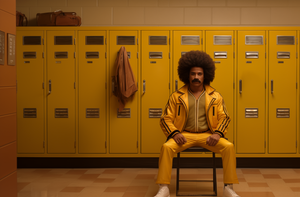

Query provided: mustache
[192,78,201,83]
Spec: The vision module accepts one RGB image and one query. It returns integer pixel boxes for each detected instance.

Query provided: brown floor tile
[248,183,269,187]
[283,179,300,183]
[104,186,128,192]
[242,169,261,174]
[135,174,156,179]
[127,186,149,192]
[235,192,253,197]
[94,178,115,183]
[66,170,88,175]
[251,192,275,197]
[17,182,31,192]
[291,187,300,192]
[79,174,100,180]
[60,186,85,192]
[262,174,281,179]
[238,178,246,182]
[102,170,123,174]
[32,169,52,174]
[122,191,147,197]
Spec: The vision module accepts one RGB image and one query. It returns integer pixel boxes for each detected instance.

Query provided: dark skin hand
[173,133,220,146]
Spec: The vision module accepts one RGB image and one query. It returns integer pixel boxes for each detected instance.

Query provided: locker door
[109,31,138,154]
[237,31,266,153]
[141,31,170,153]
[269,31,297,154]
[78,31,106,154]
[205,31,234,142]
[47,31,76,154]
[173,31,203,91]
[17,31,45,153]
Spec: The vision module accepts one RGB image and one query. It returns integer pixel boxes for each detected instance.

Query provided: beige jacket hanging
[113,46,137,112]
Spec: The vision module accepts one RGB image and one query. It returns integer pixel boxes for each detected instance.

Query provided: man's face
[189,67,204,87]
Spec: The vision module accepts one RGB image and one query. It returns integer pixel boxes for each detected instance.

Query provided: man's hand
[173,133,187,145]
[206,134,221,146]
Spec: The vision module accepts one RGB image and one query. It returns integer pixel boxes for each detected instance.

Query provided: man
[154,51,240,197]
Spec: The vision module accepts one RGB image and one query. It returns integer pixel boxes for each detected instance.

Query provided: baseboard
[17,157,300,168]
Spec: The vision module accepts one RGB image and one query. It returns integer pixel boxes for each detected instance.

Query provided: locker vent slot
[54,36,73,45]
[245,108,258,118]
[181,35,200,45]
[245,52,259,59]
[245,36,263,45]
[277,36,295,45]
[55,108,68,118]
[23,52,36,59]
[149,108,162,118]
[149,52,162,59]
[23,36,41,45]
[213,35,232,45]
[55,52,68,59]
[117,108,131,118]
[86,36,104,45]
[86,52,99,59]
[276,108,290,118]
[23,108,37,118]
[86,108,99,118]
[214,52,227,59]
[277,52,290,59]
[181,52,186,56]
[149,36,167,45]
[117,36,135,45]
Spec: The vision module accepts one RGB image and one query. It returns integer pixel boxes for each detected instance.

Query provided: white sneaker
[154,184,170,197]
[223,185,240,197]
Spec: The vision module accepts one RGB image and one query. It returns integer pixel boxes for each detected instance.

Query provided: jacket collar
[178,84,215,95]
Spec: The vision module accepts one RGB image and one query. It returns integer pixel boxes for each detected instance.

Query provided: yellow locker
[141,31,170,153]
[78,31,107,154]
[205,31,234,142]
[237,31,266,153]
[173,31,203,91]
[109,31,138,154]
[46,31,76,154]
[17,31,45,153]
[268,31,297,154]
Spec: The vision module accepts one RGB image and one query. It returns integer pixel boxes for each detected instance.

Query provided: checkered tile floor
[17,168,300,197]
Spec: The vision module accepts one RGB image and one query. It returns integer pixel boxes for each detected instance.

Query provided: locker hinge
[201,38,203,45]
[265,52,266,59]
[105,141,107,149]
[297,52,298,59]
[74,38,76,45]
[43,38,44,45]
[233,82,235,89]
[297,82,298,89]
[233,38,235,45]
[105,38,107,45]
[74,142,76,148]
[105,52,107,59]
[297,38,298,45]
[105,82,107,89]
[169,38,170,45]
[169,52,170,59]
[169,82,170,89]
[74,82,76,89]
[43,141,45,148]
[265,82,266,89]
[137,38,139,45]
[137,52,139,59]
[74,52,76,58]
[137,141,138,148]
[42,52,44,58]
[42,82,44,89]
[233,52,235,58]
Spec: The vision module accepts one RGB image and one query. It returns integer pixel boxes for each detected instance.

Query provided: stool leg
[176,152,180,195]
[213,152,217,195]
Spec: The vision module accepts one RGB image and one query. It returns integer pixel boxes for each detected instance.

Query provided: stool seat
[176,146,217,196]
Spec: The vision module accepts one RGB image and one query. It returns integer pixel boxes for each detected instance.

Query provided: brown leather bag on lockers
[36,10,77,26]
[16,11,28,26]
[56,12,81,26]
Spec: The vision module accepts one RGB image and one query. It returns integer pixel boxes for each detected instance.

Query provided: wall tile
[98,0,128,7]
[0,172,17,197]
[227,0,256,7]
[29,7,51,26]
[0,142,17,179]
[0,10,16,34]
[241,8,270,25]
[197,0,226,6]
[38,0,67,7]
[82,7,112,25]
[145,7,184,25]
[271,7,300,25]
[16,0,37,7]
[288,0,300,6]
[51,7,82,17]
[212,8,240,25]
[0,0,16,15]
[0,88,16,116]
[113,7,144,25]
[184,8,211,25]
[67,0,97,7]
[129,0,158,7]
[257,0,287,7]
[158,0,170,7]
[0,114,16,147]
[0,64,16,87]
[170,0,197,7]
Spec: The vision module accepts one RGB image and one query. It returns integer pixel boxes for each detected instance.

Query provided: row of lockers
[16,27,300,157]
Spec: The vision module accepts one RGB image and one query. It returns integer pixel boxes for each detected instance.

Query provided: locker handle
[49,80,52,95]
[271,80,273,94]
[175,80,178,91]
[143,80,146,94]
[239,80,242,94]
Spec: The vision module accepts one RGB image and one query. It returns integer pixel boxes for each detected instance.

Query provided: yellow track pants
[156,132,239,185]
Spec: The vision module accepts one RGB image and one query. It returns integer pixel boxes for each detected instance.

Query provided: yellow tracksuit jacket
[160,84,231,140]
